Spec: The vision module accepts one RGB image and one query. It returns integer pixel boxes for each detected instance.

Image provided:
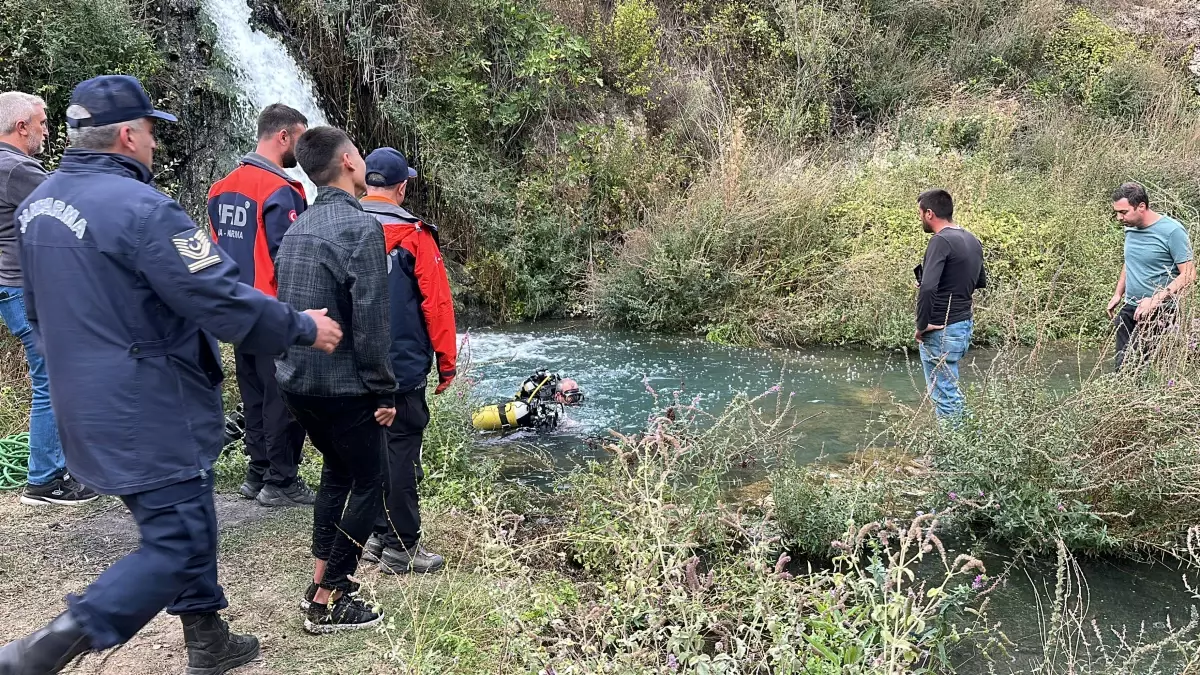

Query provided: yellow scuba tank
[472,400,531,431]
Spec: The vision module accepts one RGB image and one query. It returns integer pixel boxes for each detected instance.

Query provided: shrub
[772,462,887,557]
[593,0,662,98]
[0,333,30,439]
[539,391,993,673]
[597,123,1126,348]
[917,347,1200,553]
[422,376,502,508]
[1036,7,1195,121]
[777,344,1200,557]
[0,0,163,126]
[1040,9,1136,105]
[280,0,1200,342]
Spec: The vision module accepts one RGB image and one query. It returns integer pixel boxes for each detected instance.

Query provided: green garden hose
[0,433,30,490]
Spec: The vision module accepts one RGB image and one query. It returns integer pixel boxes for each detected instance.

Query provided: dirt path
[1104,0,1200,69]
[0,490,490,675]
[0,493,285,674]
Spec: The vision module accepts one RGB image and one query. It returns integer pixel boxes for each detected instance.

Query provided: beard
[281,149,298,169]
[921,220,934,233]
[26,137,44,157]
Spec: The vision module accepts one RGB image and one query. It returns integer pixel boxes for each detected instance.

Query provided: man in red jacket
[358,147,456,574]
[208,104,315,507]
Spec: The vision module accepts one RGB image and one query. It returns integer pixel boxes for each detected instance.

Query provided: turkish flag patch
[288,210,298,222]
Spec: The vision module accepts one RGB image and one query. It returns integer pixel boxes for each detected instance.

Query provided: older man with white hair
[0,91,97,506]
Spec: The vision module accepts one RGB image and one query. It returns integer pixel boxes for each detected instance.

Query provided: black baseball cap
[365,147,418,187]
[66,75,178,129]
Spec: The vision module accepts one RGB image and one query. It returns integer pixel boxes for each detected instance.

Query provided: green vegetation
[0,0,162,118]
[209,366,1199,673]
[0,0,243,215]
[403,389,1002,672]
[0,335,29,440]
[5,326,1200,672]
[4,0,1200,348]
[275,0,1198,346]
[2,0,1199,672]
[594,0,662,99]
[771,324,1200,560]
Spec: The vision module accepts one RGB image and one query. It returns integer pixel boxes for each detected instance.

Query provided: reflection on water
[954,550,1196,673]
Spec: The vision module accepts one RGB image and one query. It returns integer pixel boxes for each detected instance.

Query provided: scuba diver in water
[472,370,585,431]
[515,369,584,405]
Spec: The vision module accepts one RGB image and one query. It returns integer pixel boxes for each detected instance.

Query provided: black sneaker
[361,534,384,563]
[303,594,383,634]
[379,544,445,575]
[21,475,99,507]
[255,479,316,507]
[238,480,263,500]
[298,580,360,611]
[239,468,263,500]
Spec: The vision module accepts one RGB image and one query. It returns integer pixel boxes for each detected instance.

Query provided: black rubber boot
[0,611,92,674]
[180,613,259,675]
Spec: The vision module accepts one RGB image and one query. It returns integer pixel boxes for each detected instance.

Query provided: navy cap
[365,147,417,187]
[66,75,178,129]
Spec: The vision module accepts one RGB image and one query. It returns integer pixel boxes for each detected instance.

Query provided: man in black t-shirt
[914,189,986,420]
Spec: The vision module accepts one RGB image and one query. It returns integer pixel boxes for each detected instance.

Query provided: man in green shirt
[1106,183,1196,370]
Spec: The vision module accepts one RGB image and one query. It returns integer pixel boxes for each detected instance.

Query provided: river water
[464,321,1197,672]
[463,320,929,476]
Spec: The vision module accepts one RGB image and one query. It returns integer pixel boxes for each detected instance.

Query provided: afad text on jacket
[207,153,307,296]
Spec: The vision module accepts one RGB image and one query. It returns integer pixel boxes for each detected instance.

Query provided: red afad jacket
[206,153,307,296]
[360,196,457,393]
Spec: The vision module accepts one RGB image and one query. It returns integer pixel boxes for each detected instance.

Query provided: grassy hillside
[3,0,1198,346]
[277,0,1200,346]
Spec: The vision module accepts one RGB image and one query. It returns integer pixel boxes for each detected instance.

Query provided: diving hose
[520,375,553,403]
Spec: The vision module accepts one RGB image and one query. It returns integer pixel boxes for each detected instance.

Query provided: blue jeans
[918,319,972,420]
[0,285,66,485]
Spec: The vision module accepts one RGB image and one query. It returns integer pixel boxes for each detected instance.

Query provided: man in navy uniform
[0,75,342,674]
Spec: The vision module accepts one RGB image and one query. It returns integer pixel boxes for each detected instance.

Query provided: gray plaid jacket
[275,187,396,405]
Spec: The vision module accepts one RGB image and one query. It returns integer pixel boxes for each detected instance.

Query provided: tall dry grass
[0,332,31,439]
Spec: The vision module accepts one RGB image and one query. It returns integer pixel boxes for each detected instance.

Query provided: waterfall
[199,0,328,200]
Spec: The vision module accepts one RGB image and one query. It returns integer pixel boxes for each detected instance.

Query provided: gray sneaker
[379,544,445,575]
[238,480,263,500]
[255,480,316,507]
[361,534,384,563]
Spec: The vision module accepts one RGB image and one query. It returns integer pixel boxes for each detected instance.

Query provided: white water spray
[199,0,328,200]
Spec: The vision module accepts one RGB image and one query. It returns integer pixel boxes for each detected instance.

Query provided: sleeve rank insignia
[172,227,223,273]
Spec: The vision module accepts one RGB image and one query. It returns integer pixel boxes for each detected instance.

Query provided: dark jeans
[374,387,430,551]
[1114,303,1175,371]
[234,349,305,486]
[68,476,226,649]
[281,392,384,592]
